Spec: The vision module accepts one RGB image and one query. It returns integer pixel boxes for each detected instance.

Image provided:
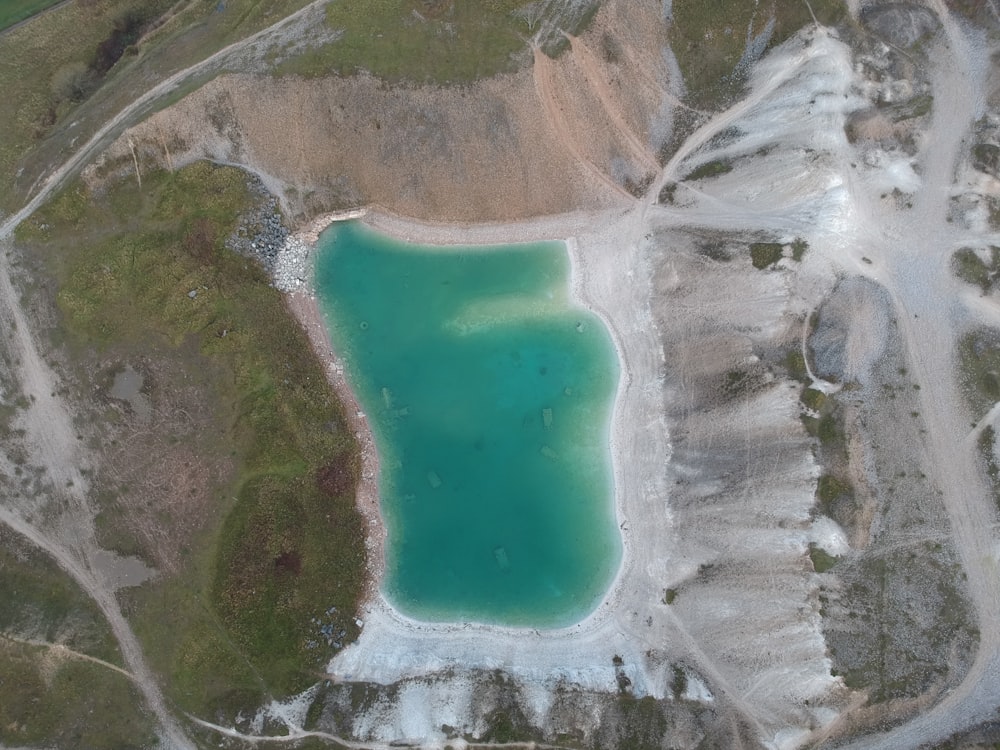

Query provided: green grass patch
[790,237,808,262]
[973,143,1000,178]
[958,329,1000,419]
[885,93,933,123]
[978,425,1000,513]
[276,0,592,84]
[0,640,155,749]
[669,0,846,110]
[953,247,1000,293]
[800,386,826,411]
[20,162,366,718]
[750,241,783,269]
[0,527,121,665]
[0,0,178,208]
[0,0,64,32]
[808,542,838,573]
[817,473,850,507]
[953,248,991,291]
[682,158,732,181]
[785,348,808,382]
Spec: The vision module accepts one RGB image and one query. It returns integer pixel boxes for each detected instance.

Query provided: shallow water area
[315,221,620,628]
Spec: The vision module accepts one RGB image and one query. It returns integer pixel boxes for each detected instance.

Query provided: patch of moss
[0,641,154,749]
[749,242,784,270]
[791,237,808,262]
[973,143,1000,178]
[22,163,365,718]
[809,543,838,573]
[800,387,826,411]
[959,329,1000,418]
[952,247,1000,293]
[669,0,845,110]
[683,159,732,181]
[275,0,598,83]
[785,349,808,382]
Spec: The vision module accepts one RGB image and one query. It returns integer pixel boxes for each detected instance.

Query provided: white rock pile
[273,236,312,292]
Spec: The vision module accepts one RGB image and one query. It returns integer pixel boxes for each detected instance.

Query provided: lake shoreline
[283,207,632,628]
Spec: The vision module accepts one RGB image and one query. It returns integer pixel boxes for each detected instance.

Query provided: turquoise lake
[314,221,621,627]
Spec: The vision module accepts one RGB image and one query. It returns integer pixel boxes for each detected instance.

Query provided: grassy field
[669,0,846,110]
[0,0,64,32]
[0,527,155,746]
[953,246,1000,293]
[275,0,595,83]
[0,639,155,748]
[17,162,366,719]
[0,0,321,213]
[0,0,597,215]
[0,527,121,665]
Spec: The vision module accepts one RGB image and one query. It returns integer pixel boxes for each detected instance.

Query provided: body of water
[314,221,620,627]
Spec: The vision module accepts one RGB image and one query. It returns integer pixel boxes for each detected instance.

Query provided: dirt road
[834,7,1000,748]
[0,2,334,747]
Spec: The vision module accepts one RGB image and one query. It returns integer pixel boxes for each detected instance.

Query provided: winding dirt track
[0,2,333,747]
[531,45,634,199]
[834,6,1000,747]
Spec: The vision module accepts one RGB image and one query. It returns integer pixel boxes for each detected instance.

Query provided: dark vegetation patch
[0,529,153,746]
[0,527,120,664]
[0,0,64,32]
[790,237,808,261]
[697,241,731,261]
[17,162,365,719]
[670,665,687,700]
[40,1,169,126]
[786,321,859,535]
[481,703,535,743]
[815,473,852,519]
[658,181,677,204]
[593,695,669,750]
[828,547,977,703]
[682,158,732,181]
[886,93,933,122]
[669,0,846,110]
[714,361,771,404]
[959,328,1000,419]
[808,542,838,573]
[973,142,1000,178]
[0,640,155,749]
[953,247,1000,293]
[977,425,1000,513]
[3,0,362,213]
[749,241,784,270]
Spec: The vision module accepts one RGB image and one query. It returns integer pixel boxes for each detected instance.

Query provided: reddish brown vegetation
[316,454,356,499]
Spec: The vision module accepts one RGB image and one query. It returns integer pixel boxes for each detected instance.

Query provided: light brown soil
[92,0,675,224]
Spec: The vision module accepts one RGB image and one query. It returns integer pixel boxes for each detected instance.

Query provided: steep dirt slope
[92,0,674,223]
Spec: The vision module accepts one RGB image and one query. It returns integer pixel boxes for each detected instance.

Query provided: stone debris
[225,175,290,274]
